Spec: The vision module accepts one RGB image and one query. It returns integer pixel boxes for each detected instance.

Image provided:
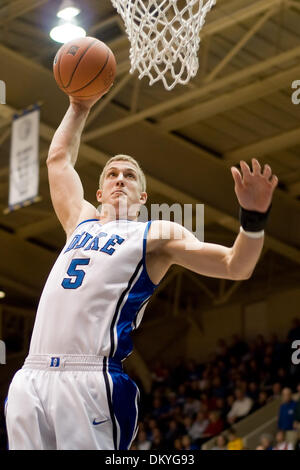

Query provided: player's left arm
[160,158,278,280]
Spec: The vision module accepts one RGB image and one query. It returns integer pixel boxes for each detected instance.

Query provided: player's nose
[116,174,125,185]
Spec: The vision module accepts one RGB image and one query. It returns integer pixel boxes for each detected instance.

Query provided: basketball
[53,36,116,100]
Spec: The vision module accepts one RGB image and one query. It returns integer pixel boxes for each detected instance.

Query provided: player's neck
[98,202,139,224]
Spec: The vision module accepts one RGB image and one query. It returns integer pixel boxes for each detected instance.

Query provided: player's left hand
[231,158,278,212]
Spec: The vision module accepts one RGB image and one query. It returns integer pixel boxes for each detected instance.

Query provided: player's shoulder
[65,199,99,238]
[146,220,187,253]
[148,220,186,239]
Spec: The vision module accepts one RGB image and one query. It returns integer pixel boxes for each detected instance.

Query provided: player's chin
[111,193,127,200]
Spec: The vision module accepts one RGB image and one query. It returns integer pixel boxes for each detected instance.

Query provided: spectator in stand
[227,388,253,424]
[276,367,293,388]
[211,434,228,450]
[188,411,209,443]
[260,356,276,389]
[182,434,199,450]
[227,428,243,450]
[176,384,187,406]
[278,388,297,431]
[183,396,201,418]
[198,368,210,392]
[268,382,282,402]
[287,318,300,343]
[248,359,260,383]
[215,397,228,422]
[151,397,169,420]
[251,390,269,413]
[247,381,259,402]
[200,392,215,412]
[211,376,227,399]
[174,437,183,450]
[151,360,170,386]
[293,383,300,431]
[136,430,151,450]
[146,418,158,441]
[150,434,165,450]
[165,420,182,446]
[186,359,201,382]
[182,416,193,436]
[294,431,300,451]
[256,433,273,450]
[272,430,294,450]
[202,410,224,439]
[165,392,179,418]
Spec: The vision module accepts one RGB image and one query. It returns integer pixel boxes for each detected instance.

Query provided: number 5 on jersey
[62,258,90,289]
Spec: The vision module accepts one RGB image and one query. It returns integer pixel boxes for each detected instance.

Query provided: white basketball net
[111,0,217,91]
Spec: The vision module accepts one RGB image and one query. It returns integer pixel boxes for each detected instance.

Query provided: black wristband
[239,204,272,232]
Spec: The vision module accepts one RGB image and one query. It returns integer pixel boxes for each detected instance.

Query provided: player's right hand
[69,84,113,110]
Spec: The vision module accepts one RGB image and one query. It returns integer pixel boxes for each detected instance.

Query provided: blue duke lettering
[64,231,125,255]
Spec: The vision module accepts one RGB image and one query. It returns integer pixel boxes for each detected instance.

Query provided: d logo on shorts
[50,357,60,367]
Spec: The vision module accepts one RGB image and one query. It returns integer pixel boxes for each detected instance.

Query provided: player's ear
[96,189,102,202]
[140,191,147,205]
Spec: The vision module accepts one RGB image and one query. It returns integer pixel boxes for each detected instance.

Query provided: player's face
[96,161,147,218]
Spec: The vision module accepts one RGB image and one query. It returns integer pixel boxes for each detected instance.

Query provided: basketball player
[5,93,278,450]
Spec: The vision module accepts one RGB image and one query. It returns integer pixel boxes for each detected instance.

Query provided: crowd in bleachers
[131,318,300,450]
[1,319,300,450]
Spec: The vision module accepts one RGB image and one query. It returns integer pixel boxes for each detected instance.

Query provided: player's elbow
[228,269,252,281]
[46,151,68,168]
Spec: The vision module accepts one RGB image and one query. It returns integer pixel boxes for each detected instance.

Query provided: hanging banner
[7,104,40,211]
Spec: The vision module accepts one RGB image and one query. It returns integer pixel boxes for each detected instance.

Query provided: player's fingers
[270,174,278,190]
[252,158,261,175]
[263,164,272,180]
[240,160,251,180]
[231,167,243,188]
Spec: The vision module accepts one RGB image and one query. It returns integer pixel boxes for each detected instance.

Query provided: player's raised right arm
[46,98,99,237]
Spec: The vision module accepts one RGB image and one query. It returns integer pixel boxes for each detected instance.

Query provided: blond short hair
[99,155,146,192]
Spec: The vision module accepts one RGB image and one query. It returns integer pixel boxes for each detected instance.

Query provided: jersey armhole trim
[75,218,100,229]
[143,220,160,289]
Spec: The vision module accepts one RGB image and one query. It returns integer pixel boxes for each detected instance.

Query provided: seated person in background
[293,383,300,431]
[227,388,253,424]
[136,430,151,451]
[188,411,209,442]
[257,433,273,450]
[294,431,300,451]
[181,434,199,450]
[227,428,243,450]
[278,388,297,431]
[212,434,228,450]
[268,382,282,402]
[272,430,294,450]
[251,390,269,413]
[202,411,224,439]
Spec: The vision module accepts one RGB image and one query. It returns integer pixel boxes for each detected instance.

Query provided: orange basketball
[53,36,116,100]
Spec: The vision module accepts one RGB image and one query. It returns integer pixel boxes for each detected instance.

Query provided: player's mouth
[112,189,126,195]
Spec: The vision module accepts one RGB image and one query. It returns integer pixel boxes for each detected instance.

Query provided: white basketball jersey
[29,219,158,360]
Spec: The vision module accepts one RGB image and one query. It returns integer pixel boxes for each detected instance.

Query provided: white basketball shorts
[5,355,140,450]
